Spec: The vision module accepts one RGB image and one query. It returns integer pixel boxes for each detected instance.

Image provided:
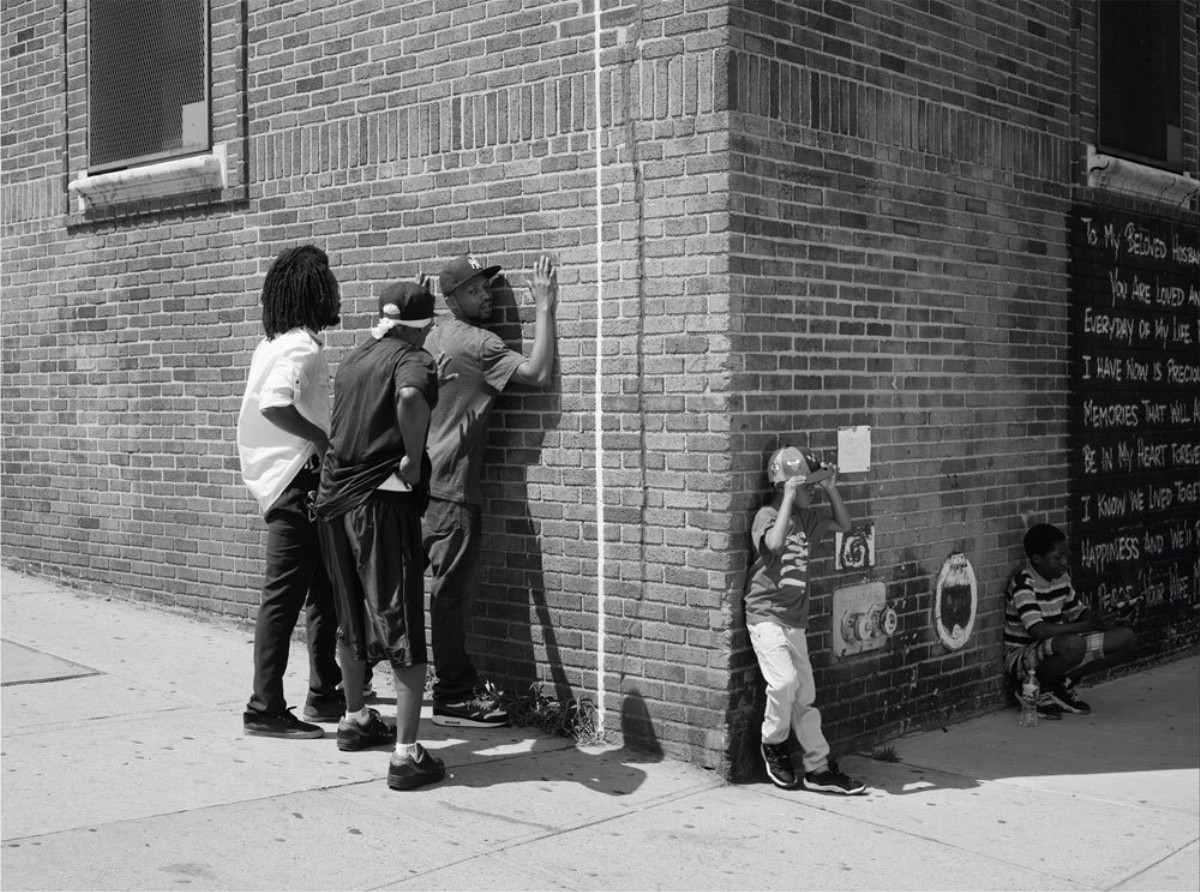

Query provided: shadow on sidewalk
[424,689,665,795]
[855,656,1199,796]
[343,688,664,795]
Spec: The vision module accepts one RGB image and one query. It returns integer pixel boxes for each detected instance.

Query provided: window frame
[65,0,246,221]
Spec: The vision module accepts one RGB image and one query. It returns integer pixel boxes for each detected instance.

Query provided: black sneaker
[802,759,866,795]
[387,744,446,791]
[1046,682,1091,715]
[761,741,797,788]
[243,707,324,739]
[431,696,509,728]
[336,708,397,752]
[303,692,345,723]
[1035,694,1066,720]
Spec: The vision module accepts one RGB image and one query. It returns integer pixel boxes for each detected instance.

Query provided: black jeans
[423,496,483,705]
[246,467,342,716]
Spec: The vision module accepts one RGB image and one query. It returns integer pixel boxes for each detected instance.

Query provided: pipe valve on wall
[842,603,898,643]
[832,582,896,657]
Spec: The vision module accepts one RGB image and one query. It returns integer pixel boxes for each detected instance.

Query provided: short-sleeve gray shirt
[424,317,525,505]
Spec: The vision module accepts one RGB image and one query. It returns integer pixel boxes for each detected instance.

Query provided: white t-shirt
[237,327,330,515]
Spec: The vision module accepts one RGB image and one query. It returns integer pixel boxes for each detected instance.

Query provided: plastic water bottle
[1018,673,1040,727]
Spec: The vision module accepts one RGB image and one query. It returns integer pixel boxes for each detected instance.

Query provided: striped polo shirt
[1003,562,1086,651]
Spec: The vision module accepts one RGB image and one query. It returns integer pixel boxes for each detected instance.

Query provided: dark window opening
[1098,0,1182,172]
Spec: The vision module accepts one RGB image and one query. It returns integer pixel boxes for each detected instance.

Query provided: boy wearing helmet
[744,446,864,794]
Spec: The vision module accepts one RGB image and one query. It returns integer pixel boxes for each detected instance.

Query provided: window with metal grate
[1097,0,1182,173]
[87,0,209,173]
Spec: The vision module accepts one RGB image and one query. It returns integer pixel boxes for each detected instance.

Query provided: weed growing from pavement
[495,682,603,745]
[423,671,603,745]
[869,745,901,763]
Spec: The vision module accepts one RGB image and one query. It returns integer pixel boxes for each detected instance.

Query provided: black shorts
[318,491,428,667]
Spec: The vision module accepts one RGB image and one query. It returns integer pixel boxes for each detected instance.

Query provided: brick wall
[2,0,741,769]
[3,0,1197,779]
[723,0,1199,779]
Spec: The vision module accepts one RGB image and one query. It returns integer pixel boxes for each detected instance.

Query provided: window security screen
[1098,0,1182,171]
[88,0,209,172]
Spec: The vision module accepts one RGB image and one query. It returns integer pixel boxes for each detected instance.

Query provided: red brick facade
[4,1,1197,778]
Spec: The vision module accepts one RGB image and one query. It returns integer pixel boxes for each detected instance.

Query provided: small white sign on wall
[835,525,875,570]
[837,425,870,473]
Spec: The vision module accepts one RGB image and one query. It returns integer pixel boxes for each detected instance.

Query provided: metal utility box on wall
[832,582,897,658]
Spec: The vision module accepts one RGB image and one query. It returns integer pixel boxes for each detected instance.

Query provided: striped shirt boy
[1004,564,1086,651]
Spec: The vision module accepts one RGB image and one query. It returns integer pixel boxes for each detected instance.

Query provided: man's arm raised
[509,255,557,389]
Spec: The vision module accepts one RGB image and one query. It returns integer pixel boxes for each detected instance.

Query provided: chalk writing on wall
[1069,207,1200,615]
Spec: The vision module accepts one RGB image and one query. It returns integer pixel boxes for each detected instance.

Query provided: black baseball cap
[378,281,435,328]
[439,254,501,297]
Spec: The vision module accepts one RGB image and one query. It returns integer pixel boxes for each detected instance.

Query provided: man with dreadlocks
[421,254,558,729]
[237,244,344,739]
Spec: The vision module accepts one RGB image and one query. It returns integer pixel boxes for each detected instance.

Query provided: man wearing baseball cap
[315,280,444,790]
[423,254,558,728]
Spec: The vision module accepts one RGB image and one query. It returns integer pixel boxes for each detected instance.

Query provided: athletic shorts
[1004,631,1106,680]
[318,491,428,667]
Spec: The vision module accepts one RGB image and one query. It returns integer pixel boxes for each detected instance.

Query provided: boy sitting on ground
[1004,523,1137,716]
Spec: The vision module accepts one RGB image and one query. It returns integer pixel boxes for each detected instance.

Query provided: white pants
[748,620,830,773]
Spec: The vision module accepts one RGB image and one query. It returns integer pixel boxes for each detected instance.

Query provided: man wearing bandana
[422,254,558,728]
[316,281,444,790]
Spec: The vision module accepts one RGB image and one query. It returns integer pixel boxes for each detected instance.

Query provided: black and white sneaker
[761,741,797,788]
[303,692,345,724]
[802,759,866,795]
[1034,692,1065,719]
[1046,682,1091,715]
[432,695,509,728]
[336,708,397,752]
[388,744,446,791]
[243,707,324,739]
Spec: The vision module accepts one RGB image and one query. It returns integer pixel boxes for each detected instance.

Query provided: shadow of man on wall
[464,270,571,708]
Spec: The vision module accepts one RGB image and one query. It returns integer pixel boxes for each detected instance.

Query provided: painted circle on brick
[934,552,977,651]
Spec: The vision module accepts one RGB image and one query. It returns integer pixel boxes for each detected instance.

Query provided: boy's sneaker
[431,695,509,728]
[1046,682,1091,715]
[802,759,866,795]
[303,692,345,723]
[388,744,446,791]
[1034,693,1065,719]
[760,741,797,788]
[243,707,324,739]
[336,708,397,752]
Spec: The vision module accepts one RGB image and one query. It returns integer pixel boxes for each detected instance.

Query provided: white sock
[347,707,371,724]
[395,741,419,759]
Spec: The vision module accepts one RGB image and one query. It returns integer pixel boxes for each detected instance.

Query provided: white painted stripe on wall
[592,1,607,737]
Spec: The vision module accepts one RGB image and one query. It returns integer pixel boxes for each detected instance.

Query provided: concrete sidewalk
[1,566,1197,891]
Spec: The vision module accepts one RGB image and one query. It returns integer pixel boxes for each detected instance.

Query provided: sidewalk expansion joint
[1,671,103,687]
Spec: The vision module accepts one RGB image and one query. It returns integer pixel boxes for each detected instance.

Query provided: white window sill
[1086,145,1198,208]
[68,144,227,213]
